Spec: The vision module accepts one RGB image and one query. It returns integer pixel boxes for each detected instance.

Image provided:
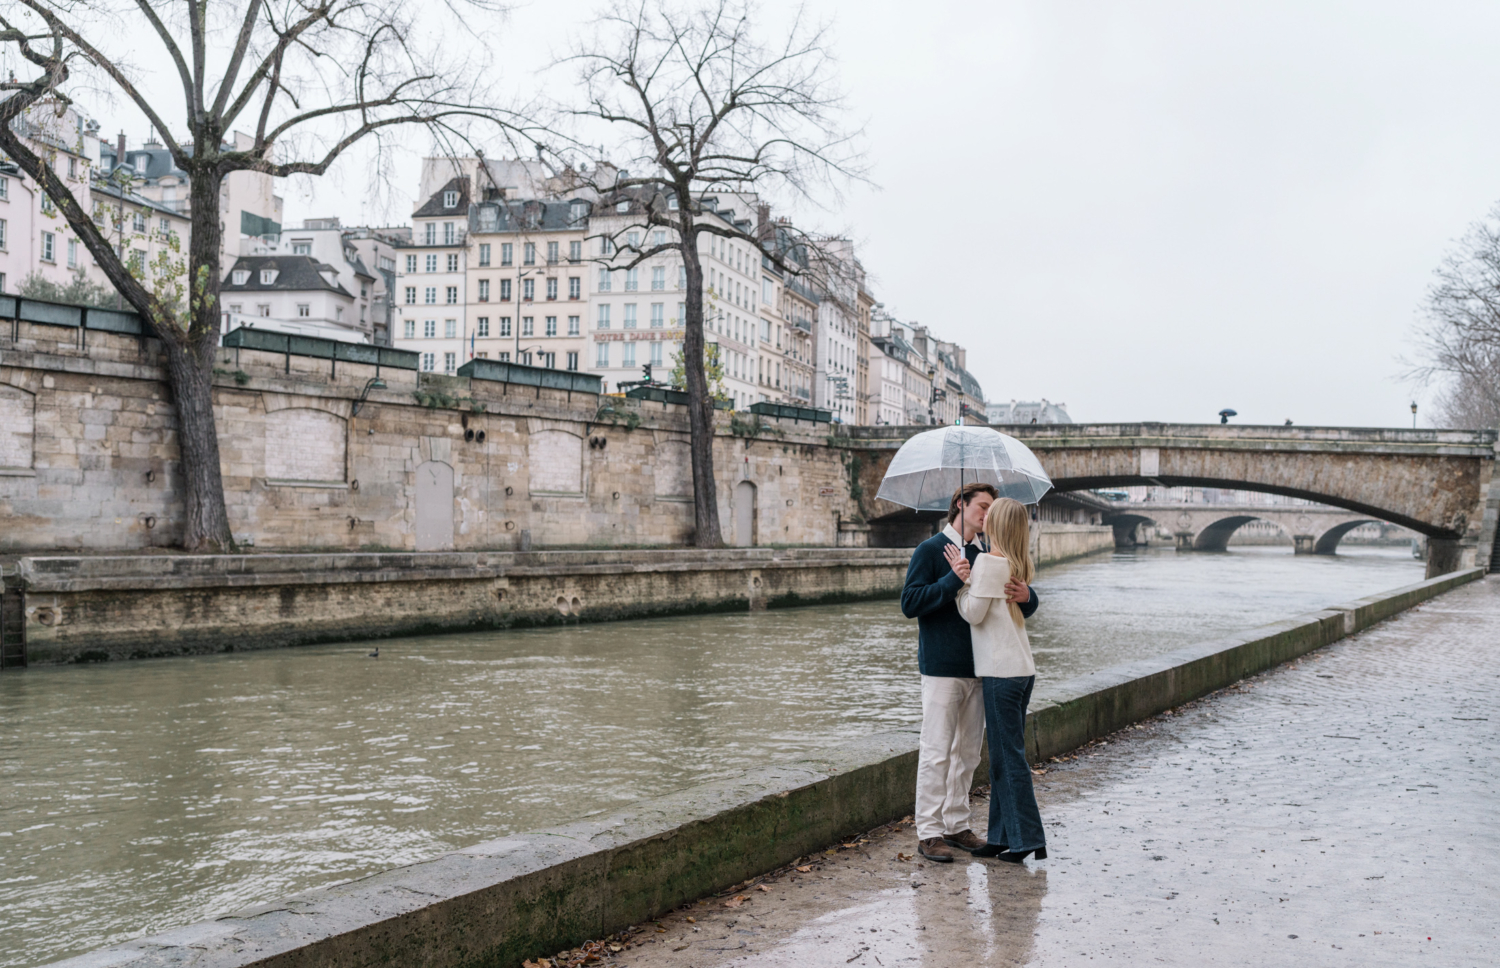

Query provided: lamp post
[350,376,387,417]
[1411,401,1418,429]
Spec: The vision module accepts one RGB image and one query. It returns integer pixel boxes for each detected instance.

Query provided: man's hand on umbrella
[943,543,971,582]
[1004,576,1030,604]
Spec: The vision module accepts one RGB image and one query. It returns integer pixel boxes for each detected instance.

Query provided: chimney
[757,203,771,243]
[116,132,126,166]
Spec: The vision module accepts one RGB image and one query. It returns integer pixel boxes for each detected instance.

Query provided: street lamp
[1410,401,1418,429]
[350,376,387,417]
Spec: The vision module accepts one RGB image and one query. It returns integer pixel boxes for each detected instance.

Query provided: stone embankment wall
[14,548,911,664]
[50,567,1486,968]
[0,319,861,553]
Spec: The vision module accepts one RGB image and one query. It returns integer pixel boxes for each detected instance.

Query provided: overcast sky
[84,1,1500,427]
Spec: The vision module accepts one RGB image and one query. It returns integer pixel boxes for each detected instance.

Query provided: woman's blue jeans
[982,675,1045,852]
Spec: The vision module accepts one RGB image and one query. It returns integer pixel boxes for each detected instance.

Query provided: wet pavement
[583,576,1499,968]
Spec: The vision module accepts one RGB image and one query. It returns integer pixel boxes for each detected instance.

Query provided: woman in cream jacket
[956,497,1047,862]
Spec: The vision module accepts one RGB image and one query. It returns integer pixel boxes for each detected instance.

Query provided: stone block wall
[1,319,862,553]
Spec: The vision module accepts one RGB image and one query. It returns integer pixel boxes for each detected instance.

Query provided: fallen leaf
[723,895,748,908]
[796,865,812,873]
[756,884,772,892]
[685,917,696,924]
[609,944,624,952]
[897,852,912,861]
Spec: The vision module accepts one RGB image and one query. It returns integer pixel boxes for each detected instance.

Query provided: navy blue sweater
[901,531,1039,678]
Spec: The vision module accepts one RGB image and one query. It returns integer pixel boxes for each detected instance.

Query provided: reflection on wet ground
[0,546,1422,966]
[613,576,1499,967]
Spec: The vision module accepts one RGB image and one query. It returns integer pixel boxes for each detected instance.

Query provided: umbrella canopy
[876,425,1053,511]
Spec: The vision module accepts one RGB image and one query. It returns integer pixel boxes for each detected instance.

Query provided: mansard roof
[221,255,352,296]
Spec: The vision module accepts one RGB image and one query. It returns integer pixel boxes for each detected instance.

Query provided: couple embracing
[900,482,1048,864]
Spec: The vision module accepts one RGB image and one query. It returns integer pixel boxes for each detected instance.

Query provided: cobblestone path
[592,577,1498,967]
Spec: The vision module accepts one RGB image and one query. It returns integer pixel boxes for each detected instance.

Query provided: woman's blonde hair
[983,498,1034,623]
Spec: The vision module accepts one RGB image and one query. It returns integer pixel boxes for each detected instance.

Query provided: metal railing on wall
[222,325,419,376]
[0,293,151,347]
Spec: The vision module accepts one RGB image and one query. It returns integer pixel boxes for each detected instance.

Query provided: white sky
[65,1,1500,427]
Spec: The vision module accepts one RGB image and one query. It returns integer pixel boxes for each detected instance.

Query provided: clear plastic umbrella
[876,425,1053,511]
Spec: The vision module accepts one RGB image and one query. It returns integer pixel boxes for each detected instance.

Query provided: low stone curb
[47,567,1485,968]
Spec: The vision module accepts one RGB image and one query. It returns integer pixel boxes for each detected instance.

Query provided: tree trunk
[680,223,723,547]
[159,163,235,552]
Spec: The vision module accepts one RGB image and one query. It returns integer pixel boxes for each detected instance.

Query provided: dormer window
[667,196,679,211]
[616,201,629,213]
[570,201,588,222]
[232,269,249,285]
[443,190,458,208]
[134,155,146,173]
[259,268,279,285]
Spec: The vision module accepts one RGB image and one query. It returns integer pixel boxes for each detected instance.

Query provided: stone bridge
[842,423,1498,575]
[1102,502,1395,554]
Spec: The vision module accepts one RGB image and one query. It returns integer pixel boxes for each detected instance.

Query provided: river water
[0,546,1421,966]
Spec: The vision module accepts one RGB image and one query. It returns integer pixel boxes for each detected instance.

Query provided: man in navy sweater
[901,482,1038,862]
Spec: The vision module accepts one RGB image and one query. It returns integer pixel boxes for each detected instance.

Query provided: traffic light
[642,363,653,383]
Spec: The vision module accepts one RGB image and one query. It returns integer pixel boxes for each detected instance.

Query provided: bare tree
[0,1,533,551]
[1410,201,1500,429]
[560,0,863,547]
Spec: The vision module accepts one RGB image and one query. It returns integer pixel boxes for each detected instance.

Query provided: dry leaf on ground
[723,895,749,908]
[756,884,771,892]
[795,865,812,873]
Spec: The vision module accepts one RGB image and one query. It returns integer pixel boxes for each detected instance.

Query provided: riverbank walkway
[585,576,1499,968]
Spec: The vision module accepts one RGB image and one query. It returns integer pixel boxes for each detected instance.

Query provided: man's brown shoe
[918,837,956,862]
[943,830,987,853]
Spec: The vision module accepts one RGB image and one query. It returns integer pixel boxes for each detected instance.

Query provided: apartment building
[392,177,469,374]
[855,284,874,426]
[465,195,590,371]
[0,103,102,295]
[813,240,861,423]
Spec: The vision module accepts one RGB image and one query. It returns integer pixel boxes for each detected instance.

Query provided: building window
[131,211,146,232]
[424,287,437,304]
[160,218,171,235]
[597,304,611,329]
[541,352,555,369]
[292,241,311,255]
[568,276,580,299]
[546,277,558,300]
[651,267,664,290]
[523,242,536,266]
[569,240,581,262]
[624,304,637,329]
[405,255,417,273]
[667,195,678,210]
[0,177,7,199]
[625,268,638,291]
[567,315,580,336]
[404,286,416,304]
[479,243,491,266]
[404,319,416,339]
[128,249,146,274]
[67,239,78,268]
[650,341,663,366]
[478,279,490,302]
[258,304,271,316]
[297,304,310,317]
[422,352,435,372]
[445,286,458,304]
[519,351,532,366]
[443,190,458,208]
[600,237,614,255]
[677,302,685,324]
[598,268,612,292]
[501,243,513,266]
[500,278,511,301]
[497,351,510,362]
[424,319,436,338]
[651,303,664,328]
[0,218,7,250]
[522,278,534,301]
[477,317,489,337]
[522,316,534,336]
[260,268,278,285]
[446,253,459,272]
[678,265,686,289]
[597,342,609,367]
[425,254,438,272]
[547,241,559,264]
[444,319,457,339]
[566,351,578,371]
[41,231,55,262]
[444,222,456,245]
[425,223,436,245]
[499,316,512,337]
[623,342,636,367]
[627,231,640,249]
[545,315,557,337]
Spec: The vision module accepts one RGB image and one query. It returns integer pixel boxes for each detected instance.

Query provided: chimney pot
[116,131,126,165]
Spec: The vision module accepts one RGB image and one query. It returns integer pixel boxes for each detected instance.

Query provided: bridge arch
[1193,515,1274,551]
[1312,519,1381,555]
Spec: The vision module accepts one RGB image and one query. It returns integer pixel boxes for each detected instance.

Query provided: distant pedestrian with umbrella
[957,497,1046,862]
[881,426,1050,863]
